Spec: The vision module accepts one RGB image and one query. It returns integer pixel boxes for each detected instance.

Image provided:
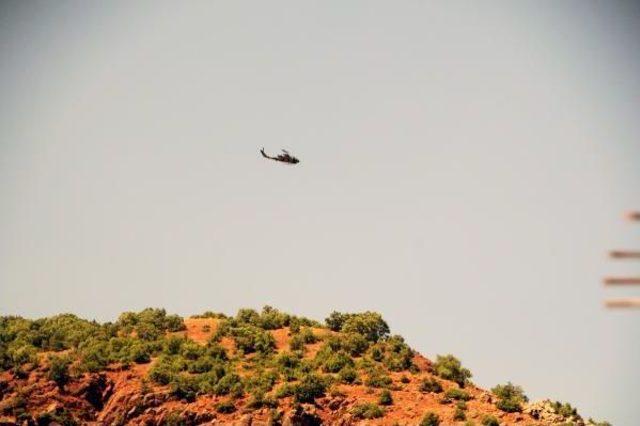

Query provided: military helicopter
[260,148,300,164]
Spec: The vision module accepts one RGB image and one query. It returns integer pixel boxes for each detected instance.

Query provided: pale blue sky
[1,1,639,424]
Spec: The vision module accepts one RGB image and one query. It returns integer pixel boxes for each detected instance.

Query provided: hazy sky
[1,1,639,424]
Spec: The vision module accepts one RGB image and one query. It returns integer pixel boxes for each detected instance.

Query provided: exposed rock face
[75,374,113,410]
[524,399,585,425]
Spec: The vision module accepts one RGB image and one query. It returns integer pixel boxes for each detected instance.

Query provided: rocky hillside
[0,307,609,425]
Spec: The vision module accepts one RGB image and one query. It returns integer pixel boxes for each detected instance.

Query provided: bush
[551,401,578,418]
[491,382,527,413]
[420,412,440,426]
[445,388,472,401]
[78,339,109,372]
[247,390,278,409]
[289,334,305,352]
[419,377,443,393]
[148,358,179,385]
[293,374,327,403]
[341,312,389,342]
[215,400,236,414]
[433,355,472,387]
[382,336,414,371]
[365,370,392,388]
[351,403,385,419]
[8,344,38,371]
[322,351,354,373]
[246,369,278,394]
[163,336,185,355]
[338,366,358,384]
[192,311,226,319]
[454,407,466,421]
[214,373,243,396]
[224,325,275,355]
[379,389,393,405]
[274,383,296,399]
[169,374,199,402]
[48,354,71,390]
[325,312,350,331]
[481,415,500,426]
[299,327,317,343]
[129,343,152,364]
[117,308,185,335]
[181,341,205,360]
[370,345,384,362]
[341,333,369,356]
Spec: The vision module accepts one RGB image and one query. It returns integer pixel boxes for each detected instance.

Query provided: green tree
[433,354,472,387]
[491,382,527,413]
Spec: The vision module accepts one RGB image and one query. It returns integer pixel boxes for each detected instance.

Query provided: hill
[0,307,609,425]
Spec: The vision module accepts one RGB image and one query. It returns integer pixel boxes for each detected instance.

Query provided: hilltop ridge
[0,307,609,425]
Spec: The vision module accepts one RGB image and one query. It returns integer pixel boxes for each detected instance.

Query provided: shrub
[293,374,327,403]
[169,374,199,402]
[203,345,226,362]
[491,382,527,413]
[129,343,151,364]
[322,351,354,373]
[257,306,290,330]
[351,403,385,419]
[379,389,393,405]
[341,333,369,356]
[433,355,472,387]
[325,312,350,331]
[226,326,275,355]
[186,357,213,374]
[148,359,178,385]
[48,354,71,390]
[288,318,301,334]
[454,407,466,421]
[289,334,305,352]
[481,415,500,426]
[382,336,414,371]
[419,377,443,393]
[400,375,410,384]
[192,311,227,319]
[117,308,184,336]
[341,312,389,342]
[78,339,109,372]
[215,400,236,414]
[181,341,205,360]
[370,345,384,362]
[365,370,392,388]
[8,344,38,371]
[274,383,296,399]
[247,390,278,409]
[274,352,300,370]
[246,369,279,394]
[338,366,358,384]
[551,401,578,418]
[299,327,317,344]
[163,336,185,355]
[214,373,243,396]
[445,388,472,401]
[420,412,440,426]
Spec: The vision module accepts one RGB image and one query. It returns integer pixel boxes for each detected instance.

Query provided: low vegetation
[0,306,609,425]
